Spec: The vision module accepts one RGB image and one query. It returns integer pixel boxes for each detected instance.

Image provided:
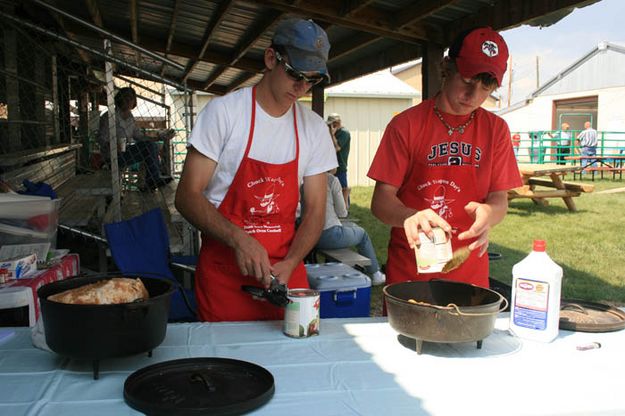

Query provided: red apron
[386,132,489,288]
[195,87,308,322]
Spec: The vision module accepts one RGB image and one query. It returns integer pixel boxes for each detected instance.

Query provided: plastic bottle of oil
[509,240,563,342]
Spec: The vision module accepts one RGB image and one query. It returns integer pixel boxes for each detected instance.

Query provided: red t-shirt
[368,99,522,200]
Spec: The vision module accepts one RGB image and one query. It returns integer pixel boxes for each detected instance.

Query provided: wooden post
[78,87,90,166]
[311,84,324,117]
[422,42,443,100]
[34,52,47,148]
[51,55,60,145]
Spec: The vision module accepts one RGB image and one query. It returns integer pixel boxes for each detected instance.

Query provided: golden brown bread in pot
[48,277,149,305]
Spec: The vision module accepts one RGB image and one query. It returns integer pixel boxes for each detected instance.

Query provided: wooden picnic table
[509,163,591,212]
[565,155,625,180]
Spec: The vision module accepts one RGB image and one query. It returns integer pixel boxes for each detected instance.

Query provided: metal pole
[115,74,165,98]
[34,0,184,71]
[104,39,122,223]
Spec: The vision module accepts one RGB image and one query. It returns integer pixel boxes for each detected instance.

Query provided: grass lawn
[348,179,625,316]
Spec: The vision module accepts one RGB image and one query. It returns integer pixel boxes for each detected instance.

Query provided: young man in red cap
[175,18,337,321]
[368,27,522,289]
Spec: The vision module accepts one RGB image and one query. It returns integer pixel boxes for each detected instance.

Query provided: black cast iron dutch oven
[384,280,507,354]
[37,274,174,378]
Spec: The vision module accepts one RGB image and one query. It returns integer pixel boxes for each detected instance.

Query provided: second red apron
[386,152,489,288]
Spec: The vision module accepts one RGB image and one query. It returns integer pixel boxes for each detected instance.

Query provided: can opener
[241,275,291,307]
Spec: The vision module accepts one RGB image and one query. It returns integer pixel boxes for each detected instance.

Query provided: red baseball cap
[452,27,509,86]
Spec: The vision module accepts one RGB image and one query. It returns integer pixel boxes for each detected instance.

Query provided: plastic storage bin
[306,262,371,318]
[0,195,60,249]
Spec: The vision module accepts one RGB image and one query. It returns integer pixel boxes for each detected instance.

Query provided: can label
[415,227,452,274]
[283,289,320,338]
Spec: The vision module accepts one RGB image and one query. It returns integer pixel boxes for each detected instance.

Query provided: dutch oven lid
[559,299,625,333]
[124,357,274,416]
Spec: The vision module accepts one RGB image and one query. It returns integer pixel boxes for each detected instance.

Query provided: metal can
[283,289,320,338]
[415,227,452,274]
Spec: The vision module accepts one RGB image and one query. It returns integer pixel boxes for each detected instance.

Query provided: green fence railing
[511,130,625,165]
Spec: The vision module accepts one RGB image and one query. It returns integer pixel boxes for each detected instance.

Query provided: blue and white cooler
[305,262,371,318]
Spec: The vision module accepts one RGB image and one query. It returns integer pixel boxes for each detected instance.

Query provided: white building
[498,41,625,158]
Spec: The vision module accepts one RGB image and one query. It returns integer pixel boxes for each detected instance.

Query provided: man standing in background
[556,122,571,165]
[327,113,351,208]
[576,121,598,168]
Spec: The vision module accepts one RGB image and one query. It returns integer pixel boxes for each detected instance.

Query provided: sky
[499,0,625,106]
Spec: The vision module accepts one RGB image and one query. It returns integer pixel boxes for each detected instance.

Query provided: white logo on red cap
[481,41,499,57]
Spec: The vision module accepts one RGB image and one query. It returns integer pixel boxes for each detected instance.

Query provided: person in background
[511,133,521,159]
[316,169,386,286]
[576,121,598,169]
[175,18,337,322]
[367,27,522,289]
[326,113,351,209]
[98,87,173,191]
[555,122,571,165]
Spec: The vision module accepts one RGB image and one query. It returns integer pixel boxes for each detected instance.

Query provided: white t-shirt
[188,87,338,207]
[324,173,348,230]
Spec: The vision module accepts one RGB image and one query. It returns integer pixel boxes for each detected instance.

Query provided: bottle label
[513,278,550,330]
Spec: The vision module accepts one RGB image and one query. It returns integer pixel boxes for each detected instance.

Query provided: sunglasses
[274,51,325,86]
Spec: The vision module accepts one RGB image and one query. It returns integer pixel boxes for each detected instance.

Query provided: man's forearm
[371,191,417,228]
[485,191,509,227]
[283,210,324,265]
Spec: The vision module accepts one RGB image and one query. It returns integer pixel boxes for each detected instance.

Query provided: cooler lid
[124,357,275,416]
[307,271,371,291]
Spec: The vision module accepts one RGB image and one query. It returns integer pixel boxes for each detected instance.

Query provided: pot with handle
[37,274,174,379]
[383,280,507,354]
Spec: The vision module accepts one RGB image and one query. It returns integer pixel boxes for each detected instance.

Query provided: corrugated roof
[0,0,601,95]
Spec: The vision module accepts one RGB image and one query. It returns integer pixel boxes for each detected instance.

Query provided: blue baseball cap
[272,18,331,82]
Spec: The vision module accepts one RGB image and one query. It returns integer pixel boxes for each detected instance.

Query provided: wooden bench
[527,177,595,193]
[508,177,594,209]
[316,247,372,268]
[511,165,592,212]
[0,144,81,191]
[582,166,625,181]
[56,171,112,227]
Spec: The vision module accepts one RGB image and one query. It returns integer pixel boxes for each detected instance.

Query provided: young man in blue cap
[176,18,337,321]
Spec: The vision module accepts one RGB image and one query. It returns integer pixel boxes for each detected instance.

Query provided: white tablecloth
[0,315,624,416]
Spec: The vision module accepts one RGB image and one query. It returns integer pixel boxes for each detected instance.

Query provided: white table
[0,316,624,416]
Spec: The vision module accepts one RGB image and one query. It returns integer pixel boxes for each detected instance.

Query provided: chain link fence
[0,10,194,199]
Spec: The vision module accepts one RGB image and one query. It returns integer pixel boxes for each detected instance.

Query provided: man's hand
[232,231,273,287]
[270,258,299,286]
[457,202,492,256]
[403,209,451,249]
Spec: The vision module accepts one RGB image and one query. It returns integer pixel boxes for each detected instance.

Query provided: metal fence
[511,130,625,165]
[0,11,194,221]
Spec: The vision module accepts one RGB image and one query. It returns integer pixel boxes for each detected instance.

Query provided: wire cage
[0,10,195,210]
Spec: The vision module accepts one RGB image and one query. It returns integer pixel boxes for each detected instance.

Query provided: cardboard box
[306,262,371,318]
[0,253,38,280]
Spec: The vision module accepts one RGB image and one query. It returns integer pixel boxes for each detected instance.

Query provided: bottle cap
[533,240,546,252]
